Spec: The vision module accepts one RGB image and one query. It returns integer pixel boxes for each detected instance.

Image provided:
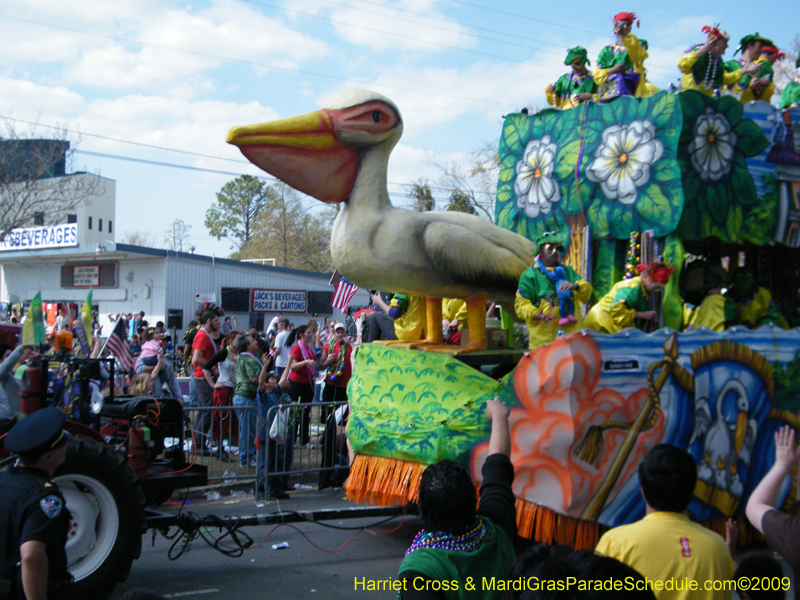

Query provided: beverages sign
[0,224,79,251]
[251,289,307,313]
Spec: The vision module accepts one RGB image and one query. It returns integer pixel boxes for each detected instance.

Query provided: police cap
[5,408,67,456]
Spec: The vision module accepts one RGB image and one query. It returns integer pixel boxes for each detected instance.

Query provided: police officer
[0,408,72,600]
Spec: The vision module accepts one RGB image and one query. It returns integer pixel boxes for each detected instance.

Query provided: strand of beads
[405,519,487,556]
[702,55,718,90]
[624,232,640,279]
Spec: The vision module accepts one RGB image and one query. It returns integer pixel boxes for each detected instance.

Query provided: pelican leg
[407,297,446,349]
[424,294,489,354]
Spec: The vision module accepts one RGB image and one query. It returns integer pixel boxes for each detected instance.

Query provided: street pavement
[110,486,420,599]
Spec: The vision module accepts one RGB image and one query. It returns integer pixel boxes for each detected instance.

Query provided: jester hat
[565,46,590,66]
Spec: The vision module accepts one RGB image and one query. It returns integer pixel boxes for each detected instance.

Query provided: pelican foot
[374,340,421,348]
[406,338,446,350]
[431,342,486,354]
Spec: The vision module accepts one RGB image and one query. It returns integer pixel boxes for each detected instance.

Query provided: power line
[1,116,252,165]
[0,14,525,106]
[74,149,273,180]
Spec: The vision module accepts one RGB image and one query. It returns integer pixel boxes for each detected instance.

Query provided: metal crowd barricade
[183,405,263,489]
[263,400,350,487]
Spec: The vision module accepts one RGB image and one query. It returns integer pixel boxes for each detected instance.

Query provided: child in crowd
[139,328,171,394]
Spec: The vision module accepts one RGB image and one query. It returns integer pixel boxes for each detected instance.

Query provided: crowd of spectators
[401,431,797,600]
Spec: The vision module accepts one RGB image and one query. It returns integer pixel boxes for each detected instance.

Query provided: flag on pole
[72,290,93,355]
[22,291,45,345]
[106,314,134,371]
[331,275,359,311]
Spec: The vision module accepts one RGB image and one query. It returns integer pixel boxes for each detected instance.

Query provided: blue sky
[1,0,797,258]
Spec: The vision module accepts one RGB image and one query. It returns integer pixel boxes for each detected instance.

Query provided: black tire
[55,436,147,600]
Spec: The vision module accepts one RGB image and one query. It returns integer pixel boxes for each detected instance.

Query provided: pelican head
[226,89,403,204]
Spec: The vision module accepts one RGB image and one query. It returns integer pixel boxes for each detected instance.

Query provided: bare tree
[430,141,499,221]
[409,178,435,212]
[119,230,161,248]
[774,35,800,100]
[0,120,103,240]
[164,218,192,252]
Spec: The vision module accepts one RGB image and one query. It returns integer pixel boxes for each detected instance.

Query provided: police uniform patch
[40,495,63,519]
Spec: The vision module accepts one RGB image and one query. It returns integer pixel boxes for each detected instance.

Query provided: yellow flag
[73,290,93,355]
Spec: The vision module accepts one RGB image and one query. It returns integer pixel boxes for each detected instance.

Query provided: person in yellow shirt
[596,444,735,600]
[678,25,758,97]
[441,298,467,345]
[515,232,592,349]
[594,12,651,100]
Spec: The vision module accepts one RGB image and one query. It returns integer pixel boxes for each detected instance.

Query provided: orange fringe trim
[344,455,796,550]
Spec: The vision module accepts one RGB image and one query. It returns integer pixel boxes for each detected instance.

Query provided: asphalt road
[109,487,420,600]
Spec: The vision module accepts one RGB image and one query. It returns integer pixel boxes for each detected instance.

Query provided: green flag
[22,291,45,345]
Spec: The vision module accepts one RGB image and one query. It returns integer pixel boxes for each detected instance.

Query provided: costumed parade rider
[594,12,651,100]
[546,46,598,110]
[584,260,675,334]
[684,264,737,332]
[725,33,775,103]
[0,408,72,600]
[724,267,780,328]
[515,232,593,349]
[371,293,426,342]
[398,398,515,600]
[780,58,800,109]
[678,26,758,97]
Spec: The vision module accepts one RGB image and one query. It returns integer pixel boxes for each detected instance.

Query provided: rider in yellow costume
[585,261,675,334]
[678,26,758,97]
[594,12,652,99]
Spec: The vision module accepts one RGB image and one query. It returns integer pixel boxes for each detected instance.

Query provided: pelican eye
[372,111,382,123]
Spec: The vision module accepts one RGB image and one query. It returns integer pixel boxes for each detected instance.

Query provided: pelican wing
[689,396,712,447]
[420,216,535,298]
[739,418,758,465]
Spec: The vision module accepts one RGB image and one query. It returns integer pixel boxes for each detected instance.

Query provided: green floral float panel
[675,91,769,242]
[347,344,504,466]
[497,91,683,242]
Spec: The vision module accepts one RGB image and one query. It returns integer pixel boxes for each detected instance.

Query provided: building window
[99,219,103,232]
[108,220,113,233]
[67,214,77,223]
[88,216,92,230]
[33,212,45,226]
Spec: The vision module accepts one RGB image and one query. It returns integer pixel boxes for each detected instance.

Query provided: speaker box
[167,309,183,330]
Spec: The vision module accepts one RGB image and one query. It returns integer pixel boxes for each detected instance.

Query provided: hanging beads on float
[624,231,640,279]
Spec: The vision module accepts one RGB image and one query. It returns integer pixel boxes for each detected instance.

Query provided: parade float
[227,88,800,548]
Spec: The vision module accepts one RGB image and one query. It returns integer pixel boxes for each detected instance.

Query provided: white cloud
[327,0,475,52]
[0,75,280,163]
[3,0,329,95]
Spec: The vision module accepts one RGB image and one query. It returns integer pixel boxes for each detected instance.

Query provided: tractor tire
[55,436,148,600]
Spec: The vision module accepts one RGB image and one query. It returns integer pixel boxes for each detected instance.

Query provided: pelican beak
[226,109,357,204]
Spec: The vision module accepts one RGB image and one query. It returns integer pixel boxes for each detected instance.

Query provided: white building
[0,242,369,339]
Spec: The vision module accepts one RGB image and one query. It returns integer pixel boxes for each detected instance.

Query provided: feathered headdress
[613,12,639,27]
[636,261,676,284]
[702,25,730,41]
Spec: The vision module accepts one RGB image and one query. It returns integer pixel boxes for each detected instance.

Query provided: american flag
[106,315,134,371]
[331,275,359,311]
